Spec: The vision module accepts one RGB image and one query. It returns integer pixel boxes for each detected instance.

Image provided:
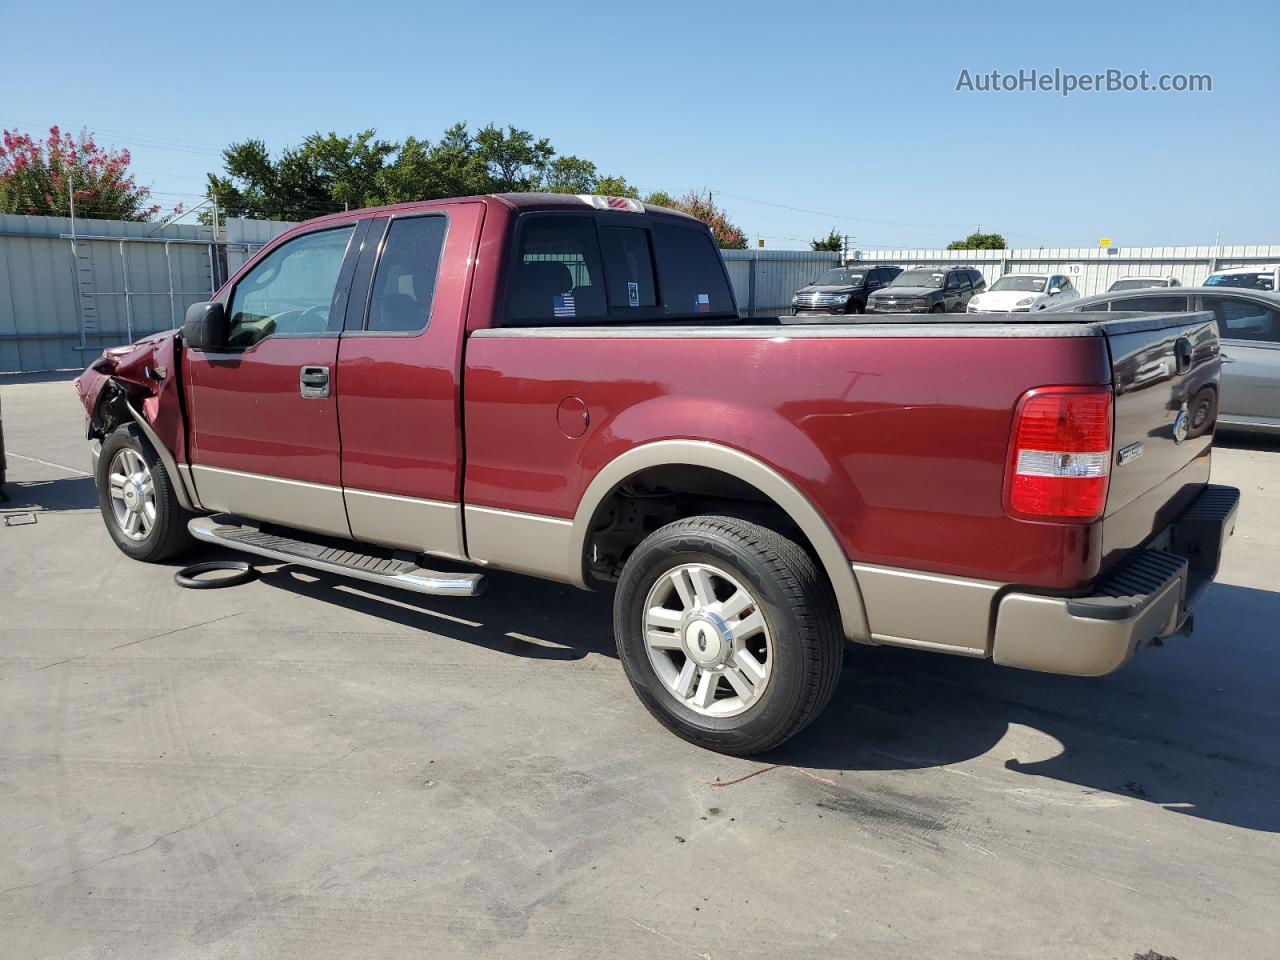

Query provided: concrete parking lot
[1,373,1277,960]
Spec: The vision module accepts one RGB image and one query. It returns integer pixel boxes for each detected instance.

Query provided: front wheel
[614,515,844,755]
[96,425,195,562]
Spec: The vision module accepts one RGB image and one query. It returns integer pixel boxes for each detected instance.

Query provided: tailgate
[1099,310,1220,569]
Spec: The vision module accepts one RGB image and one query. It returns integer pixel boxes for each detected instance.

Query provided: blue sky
[2,0,1275,249]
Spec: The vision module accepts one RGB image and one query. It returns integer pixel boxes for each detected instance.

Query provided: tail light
[1006,386,1114,522]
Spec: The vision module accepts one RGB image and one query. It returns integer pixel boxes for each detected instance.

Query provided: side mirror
[1049,286,1062,295]
[183,302,228,351]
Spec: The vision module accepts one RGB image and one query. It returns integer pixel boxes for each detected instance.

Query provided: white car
[966,273,1080,313]
[1108,275,1181,292]
[1203,265,1279,292]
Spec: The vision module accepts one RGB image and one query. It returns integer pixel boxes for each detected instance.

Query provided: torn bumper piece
[992,484,1240,676]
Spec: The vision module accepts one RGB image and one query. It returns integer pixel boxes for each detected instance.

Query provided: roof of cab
[290,192,702,230]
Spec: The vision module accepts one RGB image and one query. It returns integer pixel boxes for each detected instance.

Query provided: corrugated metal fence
[722,249,842,316]
[0,215,292,373]
[6,209,1280,373]
[847,245,1280,297]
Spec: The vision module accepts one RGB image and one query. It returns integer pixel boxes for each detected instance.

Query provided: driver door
[183,221,364,536]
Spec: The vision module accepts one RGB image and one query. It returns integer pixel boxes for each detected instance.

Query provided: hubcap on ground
[643,563,773,718]
[108,448,156,542]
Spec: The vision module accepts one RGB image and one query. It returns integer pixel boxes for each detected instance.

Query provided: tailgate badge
[1172,404,1190,445]
[1117,441,1145,466]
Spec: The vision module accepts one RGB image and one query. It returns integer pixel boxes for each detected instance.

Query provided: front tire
[614,516,843,755]
[96,425,195,562]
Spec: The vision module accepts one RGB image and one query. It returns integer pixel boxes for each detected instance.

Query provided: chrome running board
[189,516,485,597]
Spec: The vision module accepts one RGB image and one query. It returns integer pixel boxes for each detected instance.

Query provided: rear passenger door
[335,202,487,559]
[1200,294,1280,424]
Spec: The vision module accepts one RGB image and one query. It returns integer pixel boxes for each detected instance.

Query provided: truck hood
[798,284,858,295]
[870,286,934,298]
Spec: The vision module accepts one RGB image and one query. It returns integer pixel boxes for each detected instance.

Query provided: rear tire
[613,515,843,755]
[96,425,195,562]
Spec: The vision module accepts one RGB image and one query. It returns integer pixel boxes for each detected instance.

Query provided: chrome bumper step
[188,516,485,597]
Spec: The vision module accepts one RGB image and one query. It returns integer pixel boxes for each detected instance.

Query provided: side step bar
[189,516,485,597]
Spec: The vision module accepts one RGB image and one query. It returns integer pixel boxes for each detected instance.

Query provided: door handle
[1220,353,1235,363]
[300,365,330,399]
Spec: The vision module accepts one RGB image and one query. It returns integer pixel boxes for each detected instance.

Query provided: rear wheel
[96,426,195,562]
[614,515,843,755]
[1188,386,1217,437]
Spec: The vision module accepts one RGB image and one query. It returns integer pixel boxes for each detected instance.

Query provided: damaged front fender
[74,329,199,511]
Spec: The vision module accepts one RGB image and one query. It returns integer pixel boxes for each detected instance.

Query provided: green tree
[658,190,747,249]
[595,175,640,199]
[474,124,554,192]
[1,125,161,220]
[810,228,843,252]
[643,189,676,208]
[947,231,1006,250]
[542,154,599,193]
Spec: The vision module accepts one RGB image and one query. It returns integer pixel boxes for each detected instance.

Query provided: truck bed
[464,309,1218,591]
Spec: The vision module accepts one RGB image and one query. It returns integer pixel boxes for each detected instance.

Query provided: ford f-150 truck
[74,193,1239,756]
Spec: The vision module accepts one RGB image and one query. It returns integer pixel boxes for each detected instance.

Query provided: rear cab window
[503,210,735,325]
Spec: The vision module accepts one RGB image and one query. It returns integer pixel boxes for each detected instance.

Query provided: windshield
[891,270,945,289]
[1110,278,1165,291]
[1205,272,1275,291]
[811,268,866,286]
[990,276,1047,293]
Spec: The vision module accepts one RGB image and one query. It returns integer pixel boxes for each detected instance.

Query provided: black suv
[791,264,902,316]
[865,265,986,314]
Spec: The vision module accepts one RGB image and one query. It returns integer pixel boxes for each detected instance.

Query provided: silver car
[1049,286,1280,433]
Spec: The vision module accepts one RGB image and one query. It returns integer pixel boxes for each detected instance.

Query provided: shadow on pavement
[774,580,1280,834]
[256,563,618,662]
[217,548,1280,834]
[0,475,98,512]
[1214,429,1280,452]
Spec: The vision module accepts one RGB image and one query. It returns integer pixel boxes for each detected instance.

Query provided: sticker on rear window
[628,281,639,307]
[695,293,710,313]
[553,293,576,318]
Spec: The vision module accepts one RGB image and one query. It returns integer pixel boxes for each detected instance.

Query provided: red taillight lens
[1006,387,1113,522]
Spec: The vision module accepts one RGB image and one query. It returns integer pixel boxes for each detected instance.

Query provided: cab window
[507,215,608,322]
[1116,295,1191,312]
[1204,296,1280,343]
[226,226,355,348]
[364,215,448,334]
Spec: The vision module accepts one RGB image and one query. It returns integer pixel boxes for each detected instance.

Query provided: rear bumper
[992,484,1240,675]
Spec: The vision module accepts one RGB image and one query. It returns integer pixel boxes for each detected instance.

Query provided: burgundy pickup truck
[75,193,1239,755]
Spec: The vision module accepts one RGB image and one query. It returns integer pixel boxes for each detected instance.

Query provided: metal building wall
[847,245,1280,297]
[721,249,842,316]
[0,215,294,373]
[225,218,295,274]
[0,214,220,372]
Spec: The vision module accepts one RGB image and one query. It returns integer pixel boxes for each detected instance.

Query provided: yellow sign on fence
[1099,237,1112,248]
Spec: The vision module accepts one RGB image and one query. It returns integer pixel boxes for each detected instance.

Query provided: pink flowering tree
[0,126,162,221]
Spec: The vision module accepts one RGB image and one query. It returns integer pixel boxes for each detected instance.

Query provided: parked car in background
[1203,265,1278,291]
[71,192,1239,756]
[1050,286,1280,434]
[864,265,985,313]
[1108,276,1181,292]
[791,264,901,315]
[967,273,1080,312]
